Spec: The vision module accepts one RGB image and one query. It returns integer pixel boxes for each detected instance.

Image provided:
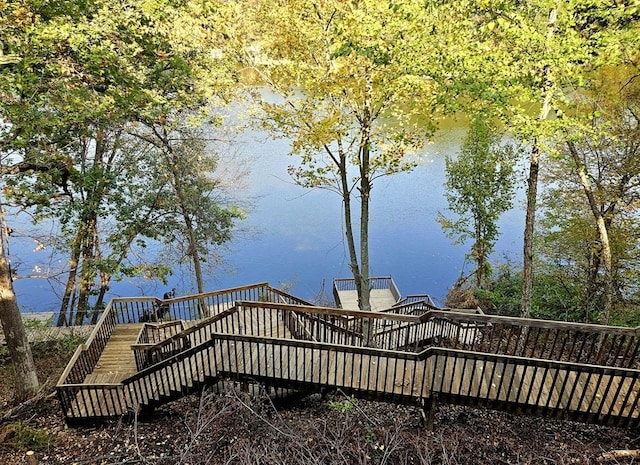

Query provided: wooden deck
[63,334,640,422]
[84,324,142,384]
[213,338,639,420]
[0,314,93,346]
[56,283,640,428]
[333,276,401,311]
[335,288,400,311]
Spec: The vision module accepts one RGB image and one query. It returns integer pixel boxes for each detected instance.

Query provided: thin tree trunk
[359,141,372,313]
[358,94,374,344]
[92,279,108,325]
[586,248,602,322]
[474,211,484,287]
[521,7,557,319]
[75,215,97,325]
[57,227,84,326]
[360,143,373,346]
[164,134,206,314]
[566,141,613,324]
[521,142,540,319]
[0,217,39,401]
[169,172,201,289]
[185,214,204,295]
[341,158,362,304]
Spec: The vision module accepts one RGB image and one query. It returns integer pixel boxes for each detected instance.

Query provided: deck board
[84,323,142,384]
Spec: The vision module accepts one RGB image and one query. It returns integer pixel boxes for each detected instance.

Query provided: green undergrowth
[0,421,56,452]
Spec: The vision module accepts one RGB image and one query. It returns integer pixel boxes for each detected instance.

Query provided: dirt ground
[1,339,638,465]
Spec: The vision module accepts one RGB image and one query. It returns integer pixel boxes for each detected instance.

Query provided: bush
[0,422,56,452]
[450,262,616,323]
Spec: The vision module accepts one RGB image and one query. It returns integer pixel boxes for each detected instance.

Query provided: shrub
[0,422,56,452]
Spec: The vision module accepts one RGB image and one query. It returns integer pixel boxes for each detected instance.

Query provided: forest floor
[0,337,638,465]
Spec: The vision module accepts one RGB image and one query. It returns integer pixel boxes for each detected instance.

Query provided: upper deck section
[333,276,401,311]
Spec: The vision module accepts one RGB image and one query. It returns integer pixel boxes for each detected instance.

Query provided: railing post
[422,393,438,430]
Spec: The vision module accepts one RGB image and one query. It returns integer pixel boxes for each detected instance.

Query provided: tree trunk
[474,210,484,287]
[354,82,376,344]
[337,145,374,339]
[57,226,84,326]
[586,247,602,323]
[566,141,613,324]
[0,222,39,401]
[92,279,108,325]
[165,134,206,315]
[185,214,204,295]
[521,142,540,319]
[336,141,362,300]
[359,131,373,345]
[75,215,98,325]
[521,7,557,319]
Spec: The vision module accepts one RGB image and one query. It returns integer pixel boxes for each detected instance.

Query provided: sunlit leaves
[0,0,241,319]
[234,0,445,192]
[537,73,640,321]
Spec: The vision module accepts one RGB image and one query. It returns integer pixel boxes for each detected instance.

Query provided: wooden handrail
[236,300,418,323]
[83,300,116,347]
[418,309,640,335]
[57,288,640,427]
[56,300,119,386]
[268,286,314,305]
[143,308,238,353]
[56,344,86,386]
[169,281,270,302]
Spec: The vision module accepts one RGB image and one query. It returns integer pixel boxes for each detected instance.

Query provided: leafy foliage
[229,0,453,324]
[439,117,517,288]
[0,0,242,323]
[537,69,640,324]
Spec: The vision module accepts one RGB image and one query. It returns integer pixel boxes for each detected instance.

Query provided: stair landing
[84,323,142,384]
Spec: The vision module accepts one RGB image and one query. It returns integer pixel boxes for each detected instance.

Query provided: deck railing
[421,312,640,369]
[57,293,640,428]
[425,347,639,427]
[57,284,299,408]
[58,295,159,387]
[392,294,437,308]
[58,303,118,387]
[202,303,640,427]
[129,286,313,370]
[136,321,186,345]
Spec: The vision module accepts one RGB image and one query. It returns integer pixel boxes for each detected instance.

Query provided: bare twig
[598,449,640,462]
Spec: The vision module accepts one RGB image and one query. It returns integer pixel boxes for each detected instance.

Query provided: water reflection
[11,125,524,312]
[208,125,523,304]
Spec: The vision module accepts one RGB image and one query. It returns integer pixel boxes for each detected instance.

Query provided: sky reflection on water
[11,126,524,312]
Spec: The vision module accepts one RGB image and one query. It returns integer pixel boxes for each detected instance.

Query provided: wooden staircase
[56,284,640,428]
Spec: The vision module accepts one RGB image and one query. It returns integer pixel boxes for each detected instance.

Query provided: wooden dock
[0,312,94,346]
[333,276,401,311]
[335,288,400,311]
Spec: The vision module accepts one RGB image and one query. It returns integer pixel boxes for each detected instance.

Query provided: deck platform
[335,288,399,311]
[84,323,142,384]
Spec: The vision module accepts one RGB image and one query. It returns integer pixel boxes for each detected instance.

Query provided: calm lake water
[10,124,525,314]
